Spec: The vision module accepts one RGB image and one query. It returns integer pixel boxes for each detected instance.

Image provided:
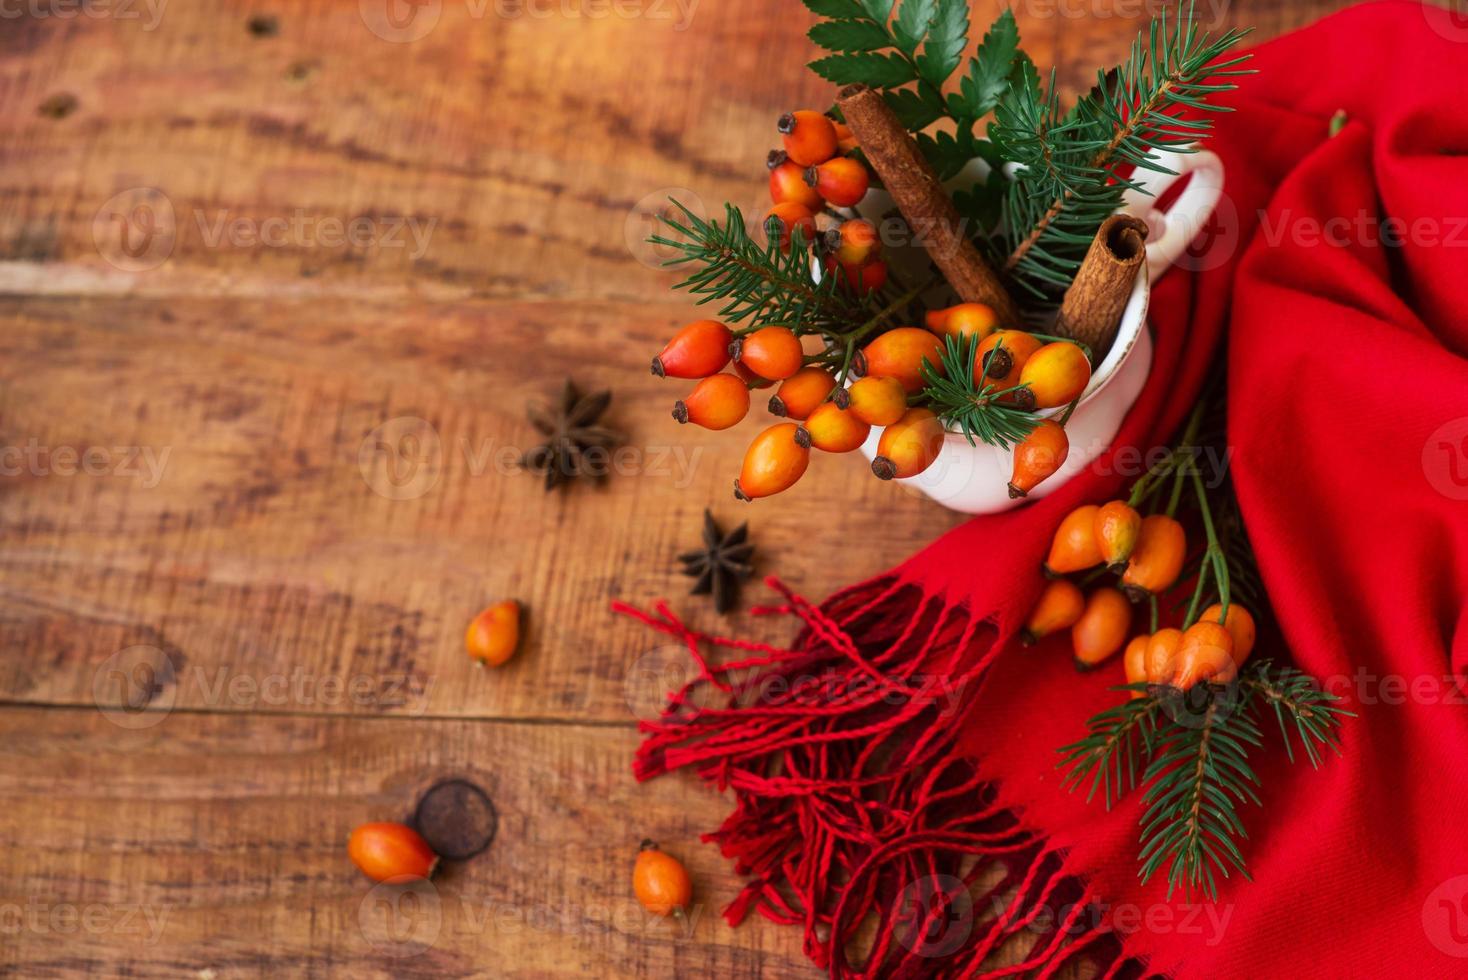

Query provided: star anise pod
[678,510,755,614]
[521,380,623,491]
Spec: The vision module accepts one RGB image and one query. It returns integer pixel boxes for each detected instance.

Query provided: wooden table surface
[0,0,1360,975]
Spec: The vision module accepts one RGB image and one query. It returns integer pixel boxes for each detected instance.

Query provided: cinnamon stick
[1054,213,1148,359]
[835,84,1021,326]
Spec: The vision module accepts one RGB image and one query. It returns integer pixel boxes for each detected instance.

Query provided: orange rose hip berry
[1008,420,1069,498]
[872,407,944,480]
[805,156,869,208]
[768,366,836,420]
[799,402,870,453]
[734,422,810,500]
[633,840,693,917]
[652,319,733,379]
[465,600,521,667]
[767,150,823,210]
[777,110,837,167]
[733,326,804,381]
[673,374,750,430]
[348,822,439,882]
[846,375,907,427]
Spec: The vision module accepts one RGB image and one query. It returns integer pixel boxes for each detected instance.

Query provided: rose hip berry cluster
[651,108,1094,502]
[767,109,884,292]
[1023,499,1257,696]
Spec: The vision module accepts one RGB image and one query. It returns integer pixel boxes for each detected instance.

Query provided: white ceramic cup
[851,147,1224,514]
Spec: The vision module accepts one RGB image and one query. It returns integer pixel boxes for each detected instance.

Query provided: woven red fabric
[618,4,1468,975]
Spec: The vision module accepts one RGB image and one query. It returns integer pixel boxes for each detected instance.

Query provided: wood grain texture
[0,0,1361,975]
[0,707,814,977]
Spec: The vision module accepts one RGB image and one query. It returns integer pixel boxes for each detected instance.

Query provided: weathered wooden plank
[0,294,963,721]
[0,706,817,978]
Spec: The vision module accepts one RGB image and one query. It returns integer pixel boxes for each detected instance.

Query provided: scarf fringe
[613,576,1149,978]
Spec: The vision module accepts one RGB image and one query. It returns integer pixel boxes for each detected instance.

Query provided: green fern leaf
[809,52,918,87]
[915,0,968,87]
[952,8,1018,119]
[808,19,894,53]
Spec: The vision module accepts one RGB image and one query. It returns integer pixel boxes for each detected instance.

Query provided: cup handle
[1121,148,1224,281]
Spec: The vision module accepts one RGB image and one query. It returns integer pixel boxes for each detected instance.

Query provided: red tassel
[614,577,1145,978]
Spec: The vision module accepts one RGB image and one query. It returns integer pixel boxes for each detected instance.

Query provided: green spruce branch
[1243,661,1352,768]
[649,201,866,334]
[919,333,1039,449]
[1057,655,1349,901]
[1138,693,1262,899]
[1057,689,1160,809]
[992,1,1253,300]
